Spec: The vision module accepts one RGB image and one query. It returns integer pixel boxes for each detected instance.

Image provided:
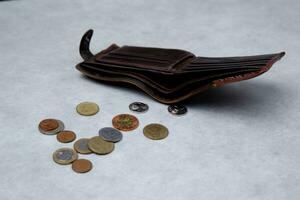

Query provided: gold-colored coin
[88,136,114,155]
[52,148,78,165]
[112,114,139,131]
[73,138,92,154]
[143,123,169,140]
[76,102,99,116]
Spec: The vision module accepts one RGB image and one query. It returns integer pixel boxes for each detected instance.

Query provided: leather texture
[76,29,285,104]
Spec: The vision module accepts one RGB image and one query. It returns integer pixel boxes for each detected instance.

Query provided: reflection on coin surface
[129,102,149,113]
[143,123,169,140]
[39,120,65,135]
[76,102,99,116]
[72,159,93,173]
[88,136,114,155]
[74,138,92,154]
[168,105,187,116]
[53,148,78,165]
[112,114,139,131]
[39,119,59,131]
[99,127,123,143]
[56,131,76,143]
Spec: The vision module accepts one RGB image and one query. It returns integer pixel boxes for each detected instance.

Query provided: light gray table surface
[0,0,299,200]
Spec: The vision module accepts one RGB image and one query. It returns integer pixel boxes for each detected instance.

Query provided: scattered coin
[99,127,123,143]
[76,102,99,116]
[88,136,114,155]
[39,120,65,135]
[74,138,92,154]
[112,114,139,131]
[53,148,78,165]
[56,130,76,143]
[168,105,187,116]
[129,102,149,113]
[143,123,169,140]
[72,159,93,173]
[39,119,59,131]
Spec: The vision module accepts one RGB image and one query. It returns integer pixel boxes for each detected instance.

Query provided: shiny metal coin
[73,138,92,154]
[72,159,93,173]
[143,123,169,140]
[99,127,123,143]
[129,102,149,113]
[39,119,59,131]
[168,105,187,116]
[39,120,64,135]
[88,136,114,155]
[53,148,78,165]
[112,114,139,131]
[76,102,99,116]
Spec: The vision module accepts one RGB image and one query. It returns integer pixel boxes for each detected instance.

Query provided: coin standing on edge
[112,114,139,131]
[73,138,92,154]
[143,123,169,140]
[53,148,78,165]
[129,102,149,113]
[76,102,99,116]
[56,130,76,143]
[168,105,187,116]
[99,127,123,143]
[39,120,65,135]
[88,136,114,155]
[72,159,93,173]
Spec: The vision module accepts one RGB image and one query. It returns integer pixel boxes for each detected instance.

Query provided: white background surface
[0,0,299,200]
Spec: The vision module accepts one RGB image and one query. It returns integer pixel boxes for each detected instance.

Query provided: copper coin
[112,114,139,131]
[72,159,93,173]
[39,120,65,135]
[73,138,92,154]
[56,130,76,143]
[39,119,59,131]
[88,136,114,155]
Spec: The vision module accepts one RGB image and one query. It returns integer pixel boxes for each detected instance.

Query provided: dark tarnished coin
[76,102,99,116]
[56,130,76,143]
[39,119,59,131]
[72,159,93,173]
[53,148,78,165]
[39,120,65,135]
[168,105,187,116]
[112,114,139,131]
[88,136,114,155]
[73,138,92,154]
[129,102,149,113]
[143,123,169,140]
[99,127,123,143]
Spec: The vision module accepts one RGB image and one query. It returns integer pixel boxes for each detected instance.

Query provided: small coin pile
[39,101,187,174]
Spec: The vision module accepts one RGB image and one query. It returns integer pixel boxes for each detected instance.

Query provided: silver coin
[39,120,65,135]
[168,105,187,116]
[129,102,149,113]
[99,127,123,143]
[53,148,78,165]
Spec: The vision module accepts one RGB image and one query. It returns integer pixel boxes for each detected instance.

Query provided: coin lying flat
[129,102,149,113]
[168,105,187,116]
[112,114,139,131]
[143,123,169,140]
[76,102,99,116]
[39,119,59,131]
[39,120,64,135]
[53,148,78,165]
[73,138,92,154]
[99,127,123,143]
[72,159,93,173]
[88,136,114,155]
[56,130,76,143]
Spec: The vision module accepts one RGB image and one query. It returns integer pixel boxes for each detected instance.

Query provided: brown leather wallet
[76,29,285,104]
